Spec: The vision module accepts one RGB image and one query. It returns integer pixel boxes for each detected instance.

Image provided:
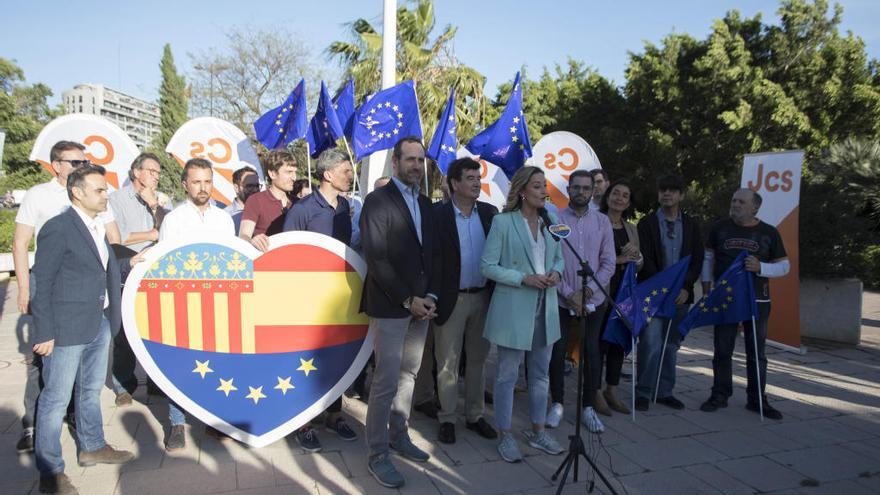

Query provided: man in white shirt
[11,140,121,455]
[157,157,234,451]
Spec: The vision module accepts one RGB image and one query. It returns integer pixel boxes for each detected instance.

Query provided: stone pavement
[0,275,878,495]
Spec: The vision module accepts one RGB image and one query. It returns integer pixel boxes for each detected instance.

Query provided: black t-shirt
[707,218,787,300]
[609,226,630,297]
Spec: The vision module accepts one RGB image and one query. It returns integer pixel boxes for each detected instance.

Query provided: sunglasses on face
[58,159,92,168]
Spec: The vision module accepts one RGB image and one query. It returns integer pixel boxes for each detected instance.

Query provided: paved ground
[0,275,878,494]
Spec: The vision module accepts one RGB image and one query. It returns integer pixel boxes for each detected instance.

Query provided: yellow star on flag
[702,307,709,313]
[644,296,651,303]
[397,112,403,118]
[393,105,399,111]
[246,386,267,404]
[193,360,213,379]
[652,290,658,296]
[726,287,733,292]
[646,316,653,323]
[385,101,391,108]
[509,126,517,133]
[513,116,520,123]
[297,358,317,377]
[275,120,281,125]
[642,306,650,313]
[288,104,293,109]
[371,130,376,136]
[393,128,399,134]
[274,377,295,395]
[282,108,288,113]
[661,287,669,293]
[720,279,728,285]
[726,296,733,302]
[512,136,518,143]
[370,108,376,114]
[722,303,729,310]
[217,378,237,397]
[519,144,525,150]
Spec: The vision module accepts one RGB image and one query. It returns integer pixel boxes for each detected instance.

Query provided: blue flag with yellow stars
[351,80,423,160]
[678,250,758,338]
[253,79,308,150]
[426,87,457,175]
[602,256,690,355]
[332,77,356,139]
[306,81,345,158]
[465,72,532,179]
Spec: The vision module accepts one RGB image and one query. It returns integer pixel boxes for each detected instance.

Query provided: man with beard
[158,158,235,450]
[226,166,260,234]
[240,150,298,251]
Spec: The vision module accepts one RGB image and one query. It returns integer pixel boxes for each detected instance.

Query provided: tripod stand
[551,240,631,495]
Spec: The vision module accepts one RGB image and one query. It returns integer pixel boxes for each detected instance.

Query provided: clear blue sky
[3,0,878,106]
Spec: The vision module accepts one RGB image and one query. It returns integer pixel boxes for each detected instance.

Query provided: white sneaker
[546,402,564,428]
[582,406,605,433]
[497,432,523,463]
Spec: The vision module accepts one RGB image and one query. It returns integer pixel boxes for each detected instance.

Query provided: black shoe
[700,395,728,412]
[165,424,186,451]
[746,400,783,420]
[634,397,650,411]
[438,422,456,444]
[484,390,494,405]
[414,400,438,419]
[16,428,34,454]
[465,417,498,439]
[656,395,685,410]
[39,473,78,494]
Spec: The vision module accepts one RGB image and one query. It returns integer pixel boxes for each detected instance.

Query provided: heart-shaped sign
[121,231,372,447]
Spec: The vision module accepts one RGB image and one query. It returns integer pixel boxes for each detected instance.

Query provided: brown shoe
[115,392,132,407]
[78,445,135,467]
[39,473,78,494]
[604,389,631,414]
[593,391,612,417]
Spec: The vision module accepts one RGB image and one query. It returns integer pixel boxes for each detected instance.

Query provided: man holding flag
[634,174,703,411]
[696,188,789,419]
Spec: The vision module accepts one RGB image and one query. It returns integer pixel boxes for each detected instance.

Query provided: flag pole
[750,315,764,421]
[341,136,358,195]
[631,333,637,422]
[305,141,313,186]
[652,320,673,404]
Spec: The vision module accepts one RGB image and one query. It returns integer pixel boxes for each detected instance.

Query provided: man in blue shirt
[283,149,357,451]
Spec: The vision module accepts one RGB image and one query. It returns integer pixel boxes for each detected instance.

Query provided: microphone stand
[550,232,630,495]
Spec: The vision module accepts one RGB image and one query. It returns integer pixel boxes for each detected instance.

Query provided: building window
[79,105,82,112]
[79,95,82,103]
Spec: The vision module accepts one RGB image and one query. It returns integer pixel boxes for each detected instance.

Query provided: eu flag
[602,262,638,354]
[426,88,457,175]
[306,81,345,158]
[253,79,308,150]
[677,251,758,338]
[465,72,532,179]
[603,256,691,354]
[332,78,356,139]
[351,80,423,160]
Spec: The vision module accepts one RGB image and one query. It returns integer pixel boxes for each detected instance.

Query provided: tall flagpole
[631,334,637,422]
[363,0,397,195]
[653,320,673,403]
[305,141,313,185]
[341,136,358,195]
[751,315,764,421]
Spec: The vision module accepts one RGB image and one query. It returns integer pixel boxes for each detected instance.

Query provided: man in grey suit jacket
[360,137,436,489]
[31,166,136,494]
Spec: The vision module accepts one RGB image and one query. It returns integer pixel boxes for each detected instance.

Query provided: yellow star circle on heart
[217,378,237,397]
[246,386,267,404]
[193,360,213,379]
[297,358,317,377]
[275,376,295,395]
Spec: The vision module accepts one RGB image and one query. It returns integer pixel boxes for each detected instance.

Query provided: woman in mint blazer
[480,166,565,463]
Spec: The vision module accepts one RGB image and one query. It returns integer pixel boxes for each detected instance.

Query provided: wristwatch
[402,296,413,310]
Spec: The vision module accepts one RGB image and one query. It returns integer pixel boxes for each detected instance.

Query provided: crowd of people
[13,136,789,493]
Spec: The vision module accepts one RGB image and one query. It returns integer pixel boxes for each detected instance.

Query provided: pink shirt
[556,207,616,310]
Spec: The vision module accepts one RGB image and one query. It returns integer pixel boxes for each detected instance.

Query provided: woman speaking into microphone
[480,166,565,463]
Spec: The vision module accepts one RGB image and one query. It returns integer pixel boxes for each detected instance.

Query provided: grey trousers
[365,316,429,458]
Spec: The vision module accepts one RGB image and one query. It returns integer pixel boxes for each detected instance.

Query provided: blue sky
[3,0,878,106]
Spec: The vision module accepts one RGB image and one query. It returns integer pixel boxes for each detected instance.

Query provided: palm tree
[327,0,487,192]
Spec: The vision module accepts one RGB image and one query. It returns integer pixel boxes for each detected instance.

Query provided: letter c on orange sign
[207,138,232,164]
[83,135,114,166]
[557,148,578,171]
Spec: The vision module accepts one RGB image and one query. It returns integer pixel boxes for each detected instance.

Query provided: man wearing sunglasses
[634,174,703,412]
[11,140,121,455]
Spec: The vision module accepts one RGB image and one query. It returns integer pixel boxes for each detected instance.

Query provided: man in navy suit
[31,166,137,494]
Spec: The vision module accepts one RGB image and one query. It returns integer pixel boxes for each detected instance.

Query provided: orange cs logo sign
[543,147,579,171]
[190,138,232,164]
[746,162,794,193]
[83,135,114,166]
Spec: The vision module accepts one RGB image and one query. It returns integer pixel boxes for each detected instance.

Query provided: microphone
[538,207,561,242]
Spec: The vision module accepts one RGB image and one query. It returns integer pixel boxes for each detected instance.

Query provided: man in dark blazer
[634,174,704,412]
[31,166,136,494]
[429,158,498,444]
[360,137,437,489]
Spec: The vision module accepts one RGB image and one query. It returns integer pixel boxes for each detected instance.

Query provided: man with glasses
[634,174,703,411]
[107,153,169,407]
[225,166,260,234]
[11,141,121,454]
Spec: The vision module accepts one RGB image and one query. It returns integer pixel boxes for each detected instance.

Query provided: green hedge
[0,209,18,253]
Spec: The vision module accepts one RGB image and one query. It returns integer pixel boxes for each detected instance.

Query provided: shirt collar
[451,199,477,218]
[71,205,101,229]
[564,206,590,219]
[656,208,682,222]
[185,199,214,215]
[391,176,420,197]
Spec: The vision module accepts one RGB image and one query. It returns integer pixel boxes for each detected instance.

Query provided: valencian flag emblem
[121,232,371,447]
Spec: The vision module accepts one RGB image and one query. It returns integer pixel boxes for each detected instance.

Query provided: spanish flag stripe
[253,244,355,272]
[201,292,216,352]
[227,292,243,354]
[187,292,203,351]
[254,324,368,353]
[214,292,230,353]
[173,291,189,349]
[147,290,162,342]
[135,293,149,339]
[159,292,177,346]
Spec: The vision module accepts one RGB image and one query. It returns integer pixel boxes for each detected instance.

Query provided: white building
[62,84,161,149]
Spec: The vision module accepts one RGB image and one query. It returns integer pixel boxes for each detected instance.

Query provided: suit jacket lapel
[477,203,493,237]
[511,212,537,273]
[387,183,420,244]
[70,209,103,268]
[445,203,460,254]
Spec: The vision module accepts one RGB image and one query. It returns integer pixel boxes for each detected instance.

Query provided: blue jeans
[111,327,137,395]
[712,302,771,404]
[35,317,111,476]
[636,306,687,400]
[169,400,186,426]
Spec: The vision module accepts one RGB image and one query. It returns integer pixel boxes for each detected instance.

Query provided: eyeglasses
[58,159,92,168]
[665,220,676,239]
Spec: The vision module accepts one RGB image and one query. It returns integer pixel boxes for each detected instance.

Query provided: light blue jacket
[480,210,565,350]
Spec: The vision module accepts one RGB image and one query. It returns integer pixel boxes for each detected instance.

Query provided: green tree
[328,0,486,191]
[152,44,188,200]
[0,57,56,181]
